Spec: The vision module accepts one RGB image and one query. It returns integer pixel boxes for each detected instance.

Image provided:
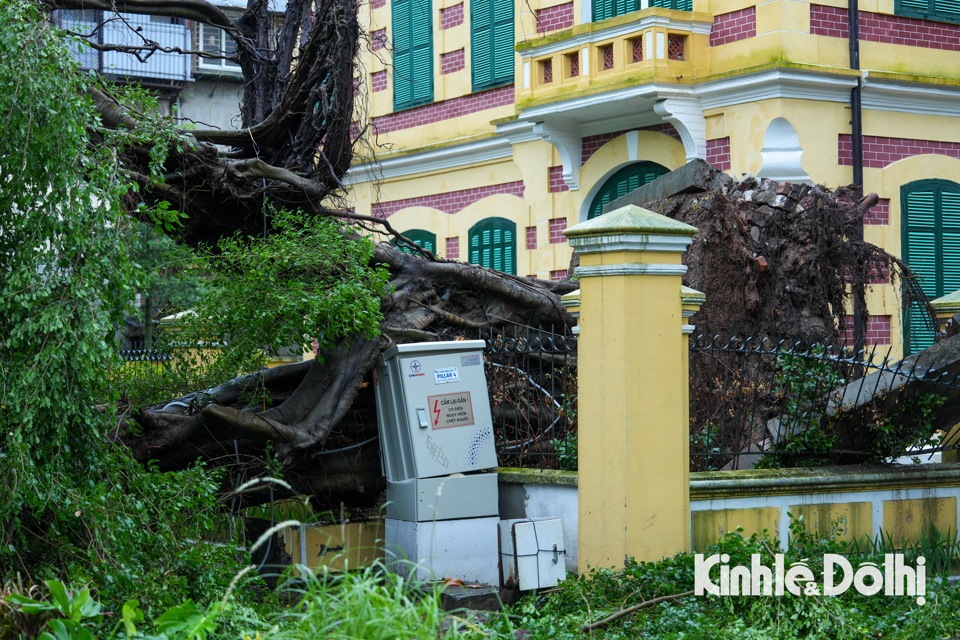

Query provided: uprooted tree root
[649,178,937,469]
[646,181,930,344]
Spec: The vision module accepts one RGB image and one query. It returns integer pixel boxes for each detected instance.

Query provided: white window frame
[197,22,241,72]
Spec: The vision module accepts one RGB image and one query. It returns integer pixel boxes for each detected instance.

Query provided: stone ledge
[497,467,578,486]
[691,464,960,499]
[499,464,960,496]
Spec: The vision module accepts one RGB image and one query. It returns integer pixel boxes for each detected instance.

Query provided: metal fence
[118,348,172,370]
[689,332,960,472]
[481,325,578,470]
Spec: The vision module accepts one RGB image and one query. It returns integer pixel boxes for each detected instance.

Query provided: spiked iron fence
[118,349,172,370]
[689,332,960,472]
[481,325,578,470]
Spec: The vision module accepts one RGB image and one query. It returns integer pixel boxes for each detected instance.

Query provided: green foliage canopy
[0,4,246,613]
[175,209,390,373]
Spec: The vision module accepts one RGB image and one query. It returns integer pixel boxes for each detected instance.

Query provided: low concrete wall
[690,464,960,551]
[499,469,579,573]
[498,463,960,571]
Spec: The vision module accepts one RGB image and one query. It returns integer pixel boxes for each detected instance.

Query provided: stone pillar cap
[560,289,581,308]
[680,286,706,306]
[932,290,960,314]
[563,205,699,240]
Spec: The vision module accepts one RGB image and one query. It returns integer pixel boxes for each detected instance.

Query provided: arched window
[587,161,670,220]
[468,218,516,274]
[902,179,960,354]
[395,229,437,254]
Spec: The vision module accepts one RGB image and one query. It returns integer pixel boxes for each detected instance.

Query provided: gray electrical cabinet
[374,341,499,522]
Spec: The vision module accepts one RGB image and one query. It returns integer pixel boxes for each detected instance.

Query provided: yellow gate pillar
[563,205,698,572]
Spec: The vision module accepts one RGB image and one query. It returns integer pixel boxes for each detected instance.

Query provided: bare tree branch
[49,0,237,30]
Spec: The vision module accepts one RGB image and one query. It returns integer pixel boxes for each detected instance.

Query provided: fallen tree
[39,0,935,509]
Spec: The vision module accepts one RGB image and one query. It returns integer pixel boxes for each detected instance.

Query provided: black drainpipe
[848,0,863,190]
[848,0,866,350]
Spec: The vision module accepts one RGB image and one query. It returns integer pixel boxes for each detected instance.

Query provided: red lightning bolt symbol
[433,400,440,427]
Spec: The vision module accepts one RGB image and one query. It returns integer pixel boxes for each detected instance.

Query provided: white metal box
[374,341,499,521]
[499,518,567,591]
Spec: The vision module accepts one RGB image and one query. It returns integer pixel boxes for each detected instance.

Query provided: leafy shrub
[512,515,960,639]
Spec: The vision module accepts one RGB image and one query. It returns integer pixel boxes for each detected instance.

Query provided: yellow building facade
[348,0,960,356]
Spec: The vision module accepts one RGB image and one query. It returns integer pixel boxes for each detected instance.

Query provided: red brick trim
[372,70,387,92]
[374,181,525,217]
[549,218,568,243]
[371,0,386,9]
[371,28,387,51]
[446,236,460,259]
[581,124,682,164]
[839,134,960,168]
[710,7,756,46]
[536,2,574,34]
[843,315,892,345]
[372,85,514,134]
[706,137,731,171]
[865,198,890,225]
[526,226,537,249]
[550,269,569,280]
[441,49,465,75]
[548,165,569,193]
[441,3,464,29]
[811,5,960,51]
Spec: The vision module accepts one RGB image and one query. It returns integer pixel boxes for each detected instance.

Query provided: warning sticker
[428,391,475,429]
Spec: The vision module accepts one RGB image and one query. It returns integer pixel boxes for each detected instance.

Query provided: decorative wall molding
[345,122,535,183]
[517,14,713,60]
[861,74,960,118]
[695,69,857,110]
[575,263,689,277]
[569,233,695,253]
[654,96,707,162]
[533,122,583,190]
[757,117,812,184]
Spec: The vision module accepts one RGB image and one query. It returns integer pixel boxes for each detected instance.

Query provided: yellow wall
[285,521,385,571]
[692,507,781,549]
[351,0,960,350]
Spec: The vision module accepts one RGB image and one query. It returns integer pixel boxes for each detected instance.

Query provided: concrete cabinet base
[385,516,500,585]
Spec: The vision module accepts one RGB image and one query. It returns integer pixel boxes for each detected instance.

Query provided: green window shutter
[902,181,960,354]
[394,229,437,254]
[472,0,514,90]
[468,218,516,274]
[471,0,493,87]
[651,0,691,10]
[393,0,413,107]
[593,0,613,22]
[394,0,433,110]
[492,0,514,83]
[595,0,644,21]
[943,191,960,293]
[587,161,670,220]
[903,188,938,354]
[935,0,960,14]
[897,0,960,23]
